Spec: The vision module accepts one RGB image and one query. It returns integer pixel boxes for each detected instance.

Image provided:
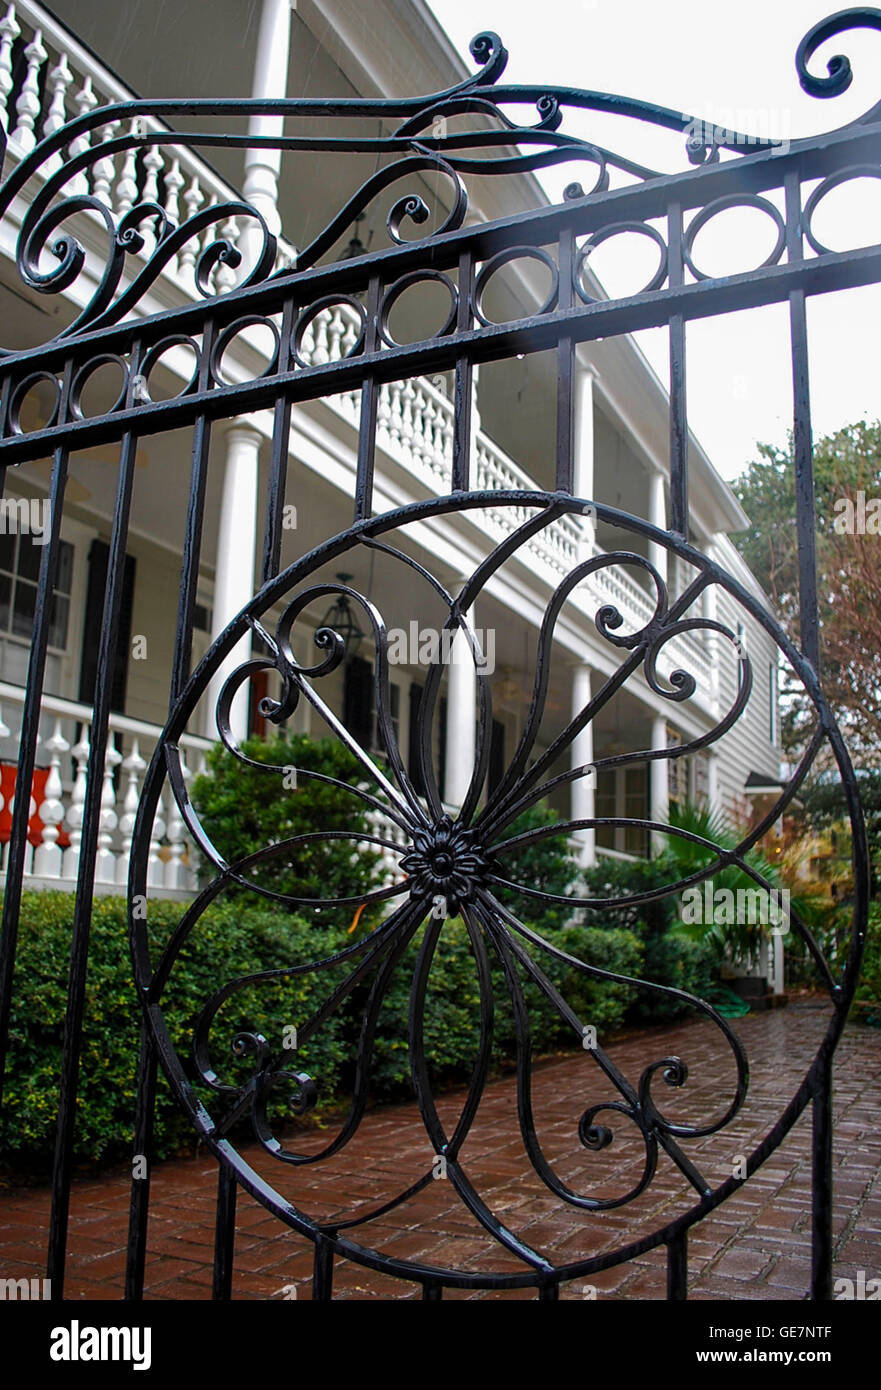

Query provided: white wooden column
[443,588,477,809]
[648,469,668,586]
[570,660,595,868]
[207,420,261,742]
[241,0,293,271]
[650,712,669,856]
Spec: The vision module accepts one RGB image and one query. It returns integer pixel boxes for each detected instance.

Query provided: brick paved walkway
[1,1003,879,1300]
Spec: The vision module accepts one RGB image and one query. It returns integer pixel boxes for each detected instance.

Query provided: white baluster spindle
[34,719,69,878]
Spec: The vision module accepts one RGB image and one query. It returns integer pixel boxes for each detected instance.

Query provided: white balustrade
[0,681,213,897]
[0,4,20,135]
[0,0,298,296]
[116,738,145,887]
[9,23,45,153]
[33,718,68,877]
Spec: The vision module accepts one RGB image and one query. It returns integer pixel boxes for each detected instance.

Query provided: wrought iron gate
[0,8,874,1302]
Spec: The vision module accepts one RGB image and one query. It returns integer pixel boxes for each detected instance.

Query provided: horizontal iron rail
[2,241,880,465]
[2,109,880,379]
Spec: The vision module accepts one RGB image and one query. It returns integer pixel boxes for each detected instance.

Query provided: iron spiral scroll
[3,9,881,352]
[128,495,867,1293]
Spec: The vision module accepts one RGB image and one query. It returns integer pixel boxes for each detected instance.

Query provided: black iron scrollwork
[3,11,881,350]
[128,493,864,1285]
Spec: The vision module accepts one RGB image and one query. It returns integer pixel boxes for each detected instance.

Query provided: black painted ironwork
[0,8,873,1301]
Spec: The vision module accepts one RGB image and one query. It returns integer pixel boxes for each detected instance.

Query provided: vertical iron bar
[212,1165,237,1300]
[168,319,216,700]
[124,1026,157,1300]
[667,201,688,536]
[811,1059,833,1300]
[261,296,296,584]
[48,351,142,1297]
[354,274,381,522]
[539,1280,560,1300]
[126,323,217,1300]
[422,1282,443,1300]
[555,223,575,493]
[0,361,72,1108]
[785,171,820,674]
[452,247,474,492]
[313,1235,334,1300]
[667,1230,688,1300]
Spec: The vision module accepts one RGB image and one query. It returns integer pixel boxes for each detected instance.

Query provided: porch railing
[0,680,211,895]
[0,0,296,287]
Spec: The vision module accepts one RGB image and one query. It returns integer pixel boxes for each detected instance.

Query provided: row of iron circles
[376,200,785,338]
[683,193,786,281]
[9,175,861,430]
[6,334,209,434]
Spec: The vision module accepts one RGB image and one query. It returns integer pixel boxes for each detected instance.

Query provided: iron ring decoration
[291,296,367,371]
[574,221,669,304]
[378,270,459,349]
[472,246,559,327]
[209,314,283,386]
[129,492,867,1290]
[7,370,62,435]
[69,353,131,421]
[137,334,203,401]
[801,163,881,256]
[682,194,787,282]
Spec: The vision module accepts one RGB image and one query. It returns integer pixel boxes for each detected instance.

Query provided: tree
[732,420,881,760]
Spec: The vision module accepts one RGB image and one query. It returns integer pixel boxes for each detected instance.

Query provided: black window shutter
[408,680,425,795]
[343,656,373,750]
[78,540,136,714]
[489,718,505,796]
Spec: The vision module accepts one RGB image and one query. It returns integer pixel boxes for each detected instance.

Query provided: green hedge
[1,876,720,1174]
[0,891,350,1173]
[854,901,881,1024]
[368,917,644,1096]
[580,858,718,1022]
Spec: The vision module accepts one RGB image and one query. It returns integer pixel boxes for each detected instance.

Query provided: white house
[0,0,783,956]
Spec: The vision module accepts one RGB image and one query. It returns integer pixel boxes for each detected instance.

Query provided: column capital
[220,414,265,445]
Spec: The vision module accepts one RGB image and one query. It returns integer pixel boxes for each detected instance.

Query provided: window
[624,766,648,856]
[595,768,616,850]
[693,753,709,807]
[0,531,73,651]
[667,724,687,809]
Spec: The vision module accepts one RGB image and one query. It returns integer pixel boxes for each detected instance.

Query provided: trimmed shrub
[367,915,644,1097]
[492,804,582,935]
[190,733,382,931]
[854,901,881,1024]
[0,891,348,1173]
[580,857,717,1022]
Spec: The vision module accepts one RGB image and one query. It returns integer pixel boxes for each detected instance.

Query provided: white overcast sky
[427,0,881,482]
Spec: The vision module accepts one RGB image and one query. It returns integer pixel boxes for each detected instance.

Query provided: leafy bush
[367,915,643,1097]
[0,891,349,1173]
[580,856,717,1023]
[492,804,582,935]
[190,732,381,930]
[854,901,881,1024]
